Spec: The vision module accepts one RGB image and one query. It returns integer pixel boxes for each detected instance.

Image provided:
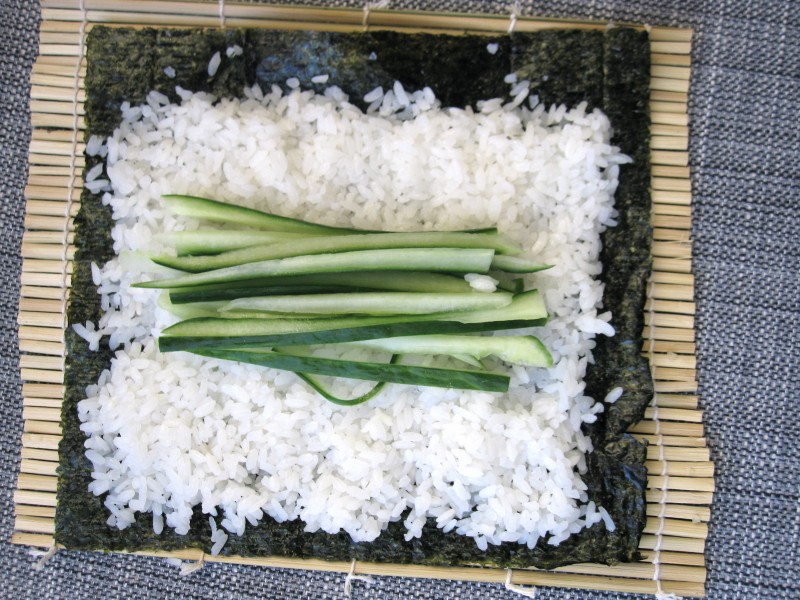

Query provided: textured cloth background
[1,1,798,598]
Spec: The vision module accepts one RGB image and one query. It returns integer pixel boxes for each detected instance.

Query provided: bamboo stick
[651,124,690,139]
[642,325,694,343]
[646,503,711,522]
[645,312,694,330]
[651,135,689,151]
[653,176,692,193]
[31,128,83,143]
[14,489,58,508]
[647,340,695,354]
[24,420,63,435]
[647,353,696,370]
[15,505,57,519]
[29,165,79,177]
[21,285,71,300]
[22,258,73,274]
[22,407,63,423]
[23,397,63,410]
[651,241,691,258]
[10,532,55,548]
[651,283,694,301]
[19,325,66,343]
[650,53,692,67]
[646,490,714,506]
[631,420,704,437]
[652,214,690,230]
[20,272,71,288]
[651,271,694,286]
[23,383,64,398]
[31,84,87,102]
[637,435,707,448]
[21,459,61,476]
[653,205,691,220]
[640,550,706,567]
[555,561,706,584]
[18,312,67,329]
[22,243,76,261]
[653,189,692,205]
[21,369,66,384]
[648,474,713,493]
[650,100,687,115]
[653,394,699,410]
[19,298,67,314]
[650,41,692,54]
[644,406,702,423]
[645,460,714,479]
[650,77,690,94]
[652,165,691,179]
[649,28,693,43]
[651,112,689,127]
[645,298,696,316]
[21,433,62,450]
[29,152,85,167]
[651,257,692,275]
[31,112,87,129]
[19,339,66,356]
[24,214,76,231]
[650,90,689,104]
[16,473,58,493]
[20,447,60,461]
[651,366,697,382]
[20,355,64,372]
[15,515,55,535]
[639,534,705,554]
[651,65,691,81]
[643,517,707,540]
[646,445,708,462]
[655,380,698,394]
[651,150,689,167]
[22,230,75,244]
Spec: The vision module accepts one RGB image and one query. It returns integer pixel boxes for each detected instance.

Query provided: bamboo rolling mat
[14,1,709,597]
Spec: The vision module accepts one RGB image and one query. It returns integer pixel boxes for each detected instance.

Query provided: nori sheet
[56,26,652,569]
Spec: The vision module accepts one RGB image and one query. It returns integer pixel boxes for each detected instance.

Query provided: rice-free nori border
[57,26,652,569]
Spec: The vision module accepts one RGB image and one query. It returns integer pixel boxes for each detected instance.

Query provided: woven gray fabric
[2,0,798,598]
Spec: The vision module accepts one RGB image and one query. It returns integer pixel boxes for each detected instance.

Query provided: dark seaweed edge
[56,26,651,569]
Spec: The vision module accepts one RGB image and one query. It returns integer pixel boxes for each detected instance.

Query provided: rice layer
[76,83,628,551]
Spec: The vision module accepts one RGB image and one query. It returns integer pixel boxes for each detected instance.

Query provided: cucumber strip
[162,194,361,235]
[326,334,553,367]
[490,255,553,274]
[281,352,401,406]
[157,230,315,256]
[168,271,474,304]
[135,248,496,289]
[158,290,547,352]
[195,347,510,392]
[489,270,526,294]
[221,292,513,316]
[157,293,226,320]
[153,231,522,272]
[160,318,546,352]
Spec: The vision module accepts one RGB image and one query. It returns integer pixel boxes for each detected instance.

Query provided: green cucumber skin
[168,271,474,304]
[341,334,554,367]
[196,348,510,392]
[162,194,360,235]
[154,231,522,273]
[162,230,315,256]
[490,255,554,274]
[159,318,547,353]
[222,292,513,316]
[137,248,495,289]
